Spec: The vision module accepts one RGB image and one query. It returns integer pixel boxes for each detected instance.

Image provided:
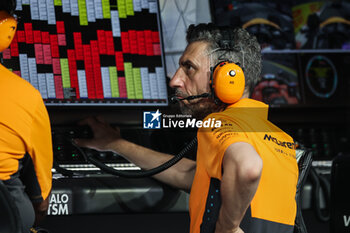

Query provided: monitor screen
[209,0,296,51]
[292,1,350,50]
[251,52,301,106]
[1,0,168,106]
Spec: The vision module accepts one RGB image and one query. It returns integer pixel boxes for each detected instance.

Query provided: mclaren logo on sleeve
[263,134,296,149]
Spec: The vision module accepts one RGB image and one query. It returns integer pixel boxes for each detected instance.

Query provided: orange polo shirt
[189,98,298,233]
[0,64,53,201]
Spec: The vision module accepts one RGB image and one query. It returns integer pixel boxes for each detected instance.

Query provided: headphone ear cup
[212,62,245,104]
[0,11,17,52]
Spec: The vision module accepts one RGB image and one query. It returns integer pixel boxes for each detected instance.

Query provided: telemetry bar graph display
[1,0,168,106]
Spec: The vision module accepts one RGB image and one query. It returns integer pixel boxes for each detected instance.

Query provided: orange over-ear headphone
[0,10,17,52]
[210,61,245,104]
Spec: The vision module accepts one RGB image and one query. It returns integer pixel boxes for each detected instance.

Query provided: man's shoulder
[1,68,42,100]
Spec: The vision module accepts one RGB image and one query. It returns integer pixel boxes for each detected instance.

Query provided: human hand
[32,198,49,226]
[73,116,122,152]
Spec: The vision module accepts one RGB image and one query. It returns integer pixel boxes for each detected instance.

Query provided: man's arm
[74,117,196,192]
[215,142,263,233]
[24,91,53,225]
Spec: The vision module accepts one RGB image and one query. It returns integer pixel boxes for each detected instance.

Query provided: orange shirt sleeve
[27,92,53,200]
[198,115,253,180]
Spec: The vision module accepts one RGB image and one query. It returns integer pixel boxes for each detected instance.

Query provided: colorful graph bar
[156,67,167,99]
[62,0,71,13]
[109,66,119,97]
[117,0,127,19]
[46,73,56,99]
[101,67,112,98]
[52,58,61,74]
[54,75,64,99]
[38,73,48,99]
[111,11,121,37]
[141,0,149,9]
[94,0,103,19]
[78,0,88,25]
[71,0,79,16]
[149,72,159,99]
[28,58,39,90]
[126,0,134,16]
[124,62,135,99]
[101,0,111,19]
[77,70,88,98]
[54,0,62,6]
[60,58,71,88]
[133,0,142,12]
[67,49,80,98]
[30,0,40,20]
[133,68,143,99]
[140,67,151,99]
[86,0,96,22]
[19,54,30,82]
[118,77,127,98]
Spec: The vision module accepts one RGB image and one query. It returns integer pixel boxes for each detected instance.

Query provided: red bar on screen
[42,31,50,44]
[152,31,160,43]
[67,49,80,99]
[121,32,130,54]
[52,58,61,74]
[58,34,67,46]
[83,44,95,98]
[34,44,44,64]
[129,30,138,54]
[118,77,127,98]
[2,48,11,59]
[24,23,33,44]
[137,31,146,55]
[105,31,115,55]
[153,43,161,56]
[90,40,103,99]
[115,51,124,71]
[43,44,52,64]
[97,30,107,55]
[50,35,59,58]
[16,31,25,43]
[145,30,153,56]
[54,75,64,99]
[10,35,19,57]
[56,21,65,34]
[33,31,42,43]
[74,32,84,60]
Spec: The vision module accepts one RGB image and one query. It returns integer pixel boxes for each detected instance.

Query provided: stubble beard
[179,98,225,120]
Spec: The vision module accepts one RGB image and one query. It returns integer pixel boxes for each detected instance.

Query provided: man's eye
[185,64,193,71]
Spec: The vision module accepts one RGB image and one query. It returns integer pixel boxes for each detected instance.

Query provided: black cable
[59,137,198,178]
[309,167,331,222]
[53,160,76,177]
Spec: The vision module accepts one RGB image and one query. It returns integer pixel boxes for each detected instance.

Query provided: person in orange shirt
[0,1,53,232]
[76,24,298,233]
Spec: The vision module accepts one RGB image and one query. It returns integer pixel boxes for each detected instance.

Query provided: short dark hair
[0,0,17,15]
[186,23,262,92]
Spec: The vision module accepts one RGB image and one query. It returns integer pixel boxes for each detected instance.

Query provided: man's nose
[169,68,185,89]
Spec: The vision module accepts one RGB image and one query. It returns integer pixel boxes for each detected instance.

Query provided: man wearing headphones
[0,0,53,232]
[76,24,298,233]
